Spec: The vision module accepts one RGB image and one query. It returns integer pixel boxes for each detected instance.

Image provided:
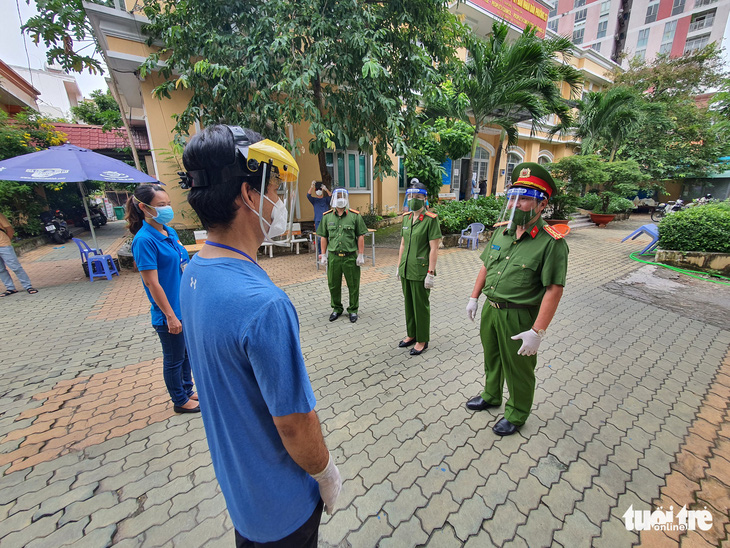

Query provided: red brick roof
[52,123,150,151]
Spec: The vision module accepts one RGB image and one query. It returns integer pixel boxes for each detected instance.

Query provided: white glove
[311,452,342,515]
[424,272,435,289]
[466,297,479,321]
[395,267,400,279]
[356,253,365,266]
[511,329,543,356]
[319,253,328,265]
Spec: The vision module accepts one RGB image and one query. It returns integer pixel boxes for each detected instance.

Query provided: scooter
[82,204,107,230]
[40,209,72,244]
[650,199,685,222]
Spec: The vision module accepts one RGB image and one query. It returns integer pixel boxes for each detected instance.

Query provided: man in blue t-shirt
[178,125,342,545]
[307,180,331,257]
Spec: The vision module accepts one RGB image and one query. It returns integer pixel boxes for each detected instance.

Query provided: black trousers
[234,499,324,548]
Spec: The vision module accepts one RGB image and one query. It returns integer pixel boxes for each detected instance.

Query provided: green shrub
[576,193,601,211]
[658,201,730,253]
[607,196,635,214]
[432,195,504,234]
[361,206,383,228]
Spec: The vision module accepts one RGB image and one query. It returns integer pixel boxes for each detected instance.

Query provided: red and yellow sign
[471,0,550,37]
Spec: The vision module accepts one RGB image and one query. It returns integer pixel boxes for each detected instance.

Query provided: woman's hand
[167,316,182,334]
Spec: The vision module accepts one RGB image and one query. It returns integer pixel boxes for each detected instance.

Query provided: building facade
[547,0,730,67]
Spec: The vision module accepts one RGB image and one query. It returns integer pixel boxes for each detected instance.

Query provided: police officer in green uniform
[317,188,368,323]
[397,180,442,356]
[464,163,568,436]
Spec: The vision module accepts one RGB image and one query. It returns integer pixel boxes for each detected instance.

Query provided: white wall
[10,65,84,120]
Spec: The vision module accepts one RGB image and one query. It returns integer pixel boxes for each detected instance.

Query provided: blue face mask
[150,205,174,225]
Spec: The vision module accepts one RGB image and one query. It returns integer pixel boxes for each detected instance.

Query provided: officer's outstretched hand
[466,297,479,321]
[319,253,328,266]
[511,329,542,356]
[356,253,365,266]
[424,273,435,289]
[311,452,342,515]
[394,267,400,279]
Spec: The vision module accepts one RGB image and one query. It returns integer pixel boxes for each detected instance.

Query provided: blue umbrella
[0,144,159,248]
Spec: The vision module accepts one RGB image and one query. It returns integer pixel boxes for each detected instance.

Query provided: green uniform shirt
[399,211,442,281]
[480,218,568,306]
[317,208,367,253]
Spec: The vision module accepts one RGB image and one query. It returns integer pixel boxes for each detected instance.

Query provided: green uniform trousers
[480,304,539,426]
[328,254,360,314]
[401,278,431,342]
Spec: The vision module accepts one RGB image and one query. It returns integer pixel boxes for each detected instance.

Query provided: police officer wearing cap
[464,163,568,436]
[317,188,368,323]
[397,180,442,356]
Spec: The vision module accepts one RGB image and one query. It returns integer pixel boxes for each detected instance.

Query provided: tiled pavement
[0,216,728,547]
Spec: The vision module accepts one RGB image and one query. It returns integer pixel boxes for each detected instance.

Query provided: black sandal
[1,290,18,297]
[26,288,38,294]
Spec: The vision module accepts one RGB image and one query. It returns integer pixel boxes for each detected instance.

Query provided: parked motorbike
[40,209,72,244]
[650,199,685,222]
[82,204,108,230]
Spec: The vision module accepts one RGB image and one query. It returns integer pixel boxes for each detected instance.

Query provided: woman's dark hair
[125,183,167,235]
[183,125,265,230]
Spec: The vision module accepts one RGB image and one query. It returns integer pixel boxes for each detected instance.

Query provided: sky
[0,0,108,98]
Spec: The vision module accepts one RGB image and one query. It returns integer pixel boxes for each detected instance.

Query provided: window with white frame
[325,149,370,191]
[597,18,608,38]
[689,9,715,31]
[538,156,552,165]
[548,19,558,32]
[684,33,711,53]
[473,147,490,185]
[575,8,587,22]
[659,42,672,54]
[601,0,610,15]
[645,2,659,23]
[505,153,523,186]
[672,0,685,15]
[662,20,677,44]
[635,49,646,61]
[591,42,602,52]
[637,28,650,49]
[573,28,584,44]
[574,0,585,7]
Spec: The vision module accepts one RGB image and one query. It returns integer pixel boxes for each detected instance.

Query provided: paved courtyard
[0,215,728,547]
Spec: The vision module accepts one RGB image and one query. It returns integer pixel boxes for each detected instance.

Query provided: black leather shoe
[409,342,428,356]
[349,313,358,323]
[173,404,201,414]
[465,395,499,411]
[329,312,342,322]
[398,338,416,348]
[493,417,520,436]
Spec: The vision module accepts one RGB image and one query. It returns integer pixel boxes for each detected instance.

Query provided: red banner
[470,0,550,37]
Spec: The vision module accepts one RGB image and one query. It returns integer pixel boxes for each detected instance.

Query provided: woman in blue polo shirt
[126,184,199,413]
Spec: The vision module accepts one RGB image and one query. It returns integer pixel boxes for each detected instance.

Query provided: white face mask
[334,198,347,209]
[315,190,323,197]
[244,192,289,240]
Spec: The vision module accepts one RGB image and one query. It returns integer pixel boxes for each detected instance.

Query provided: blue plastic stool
[621,224,660,254]
[88,254,119,282]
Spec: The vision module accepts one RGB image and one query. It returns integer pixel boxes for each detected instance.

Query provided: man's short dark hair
[314,181,323,191]
[183,125,265,230]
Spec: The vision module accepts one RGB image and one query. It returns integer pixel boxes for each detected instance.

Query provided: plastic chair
[88,254,119,282]
[458,223,485,250]
[622,224,660,254]
[72,238,103,264]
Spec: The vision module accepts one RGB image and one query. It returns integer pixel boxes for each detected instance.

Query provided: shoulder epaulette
[424,211,437,218]
[349,208,360,214]
[323,209,333,215]
[543,225,565,240]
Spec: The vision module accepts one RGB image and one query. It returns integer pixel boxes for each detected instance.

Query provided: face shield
[406,188,427,212]
[331,188,349,210]
[495,187,546,231]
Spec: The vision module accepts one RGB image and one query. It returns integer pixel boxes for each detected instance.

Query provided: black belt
[488,300,536,310]
[332,251,355,257]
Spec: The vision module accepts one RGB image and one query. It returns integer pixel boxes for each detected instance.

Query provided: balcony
[688,16,714,31]
[694,0,717,6]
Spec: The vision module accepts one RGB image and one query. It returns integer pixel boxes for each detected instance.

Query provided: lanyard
[204,241,264,271]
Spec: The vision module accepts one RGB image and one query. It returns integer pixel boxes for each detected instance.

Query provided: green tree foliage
[432,195,504,234]
[22,0,111,75]
[138,0,465,184]
[658,201,730,253]
[71,89,122,130]
[452,21,582,194]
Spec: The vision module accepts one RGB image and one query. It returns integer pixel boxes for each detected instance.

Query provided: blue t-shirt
[131,222,188,326]
[179,256,319,542]
[307,193,330,229]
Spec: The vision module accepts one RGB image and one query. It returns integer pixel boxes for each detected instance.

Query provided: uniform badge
[419,214,424,221]
[520,167,531,178]
[491,244,500,250]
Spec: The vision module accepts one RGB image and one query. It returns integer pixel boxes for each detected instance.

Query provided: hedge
[658,201,730,253]
[432,196,504,234]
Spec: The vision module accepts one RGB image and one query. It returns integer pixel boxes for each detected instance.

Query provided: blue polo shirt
[131,221,188,326]
[179,256,319,542]
[307,193,330,229]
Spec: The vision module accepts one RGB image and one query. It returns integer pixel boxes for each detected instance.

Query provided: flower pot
[545,218,569,226]
[589,213,616,227]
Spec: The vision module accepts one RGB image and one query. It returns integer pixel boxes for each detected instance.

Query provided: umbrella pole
[78,182,99,250]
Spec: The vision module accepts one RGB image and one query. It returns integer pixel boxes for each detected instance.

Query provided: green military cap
[511,162,557,198]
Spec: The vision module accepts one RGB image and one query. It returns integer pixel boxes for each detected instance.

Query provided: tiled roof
[52,123,150,151]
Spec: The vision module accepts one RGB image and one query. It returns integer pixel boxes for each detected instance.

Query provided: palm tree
[455,21,583,194]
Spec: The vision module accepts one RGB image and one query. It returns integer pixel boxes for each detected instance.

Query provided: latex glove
[424,273,435,289]
[311,452,342,515]
[395,267,400,279]
[319,253,328,266]
[466,297,479,321]
[511,329,543,356]
[356,253,365,266]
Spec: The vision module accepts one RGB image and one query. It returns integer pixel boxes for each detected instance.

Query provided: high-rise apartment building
[547,0,730,67]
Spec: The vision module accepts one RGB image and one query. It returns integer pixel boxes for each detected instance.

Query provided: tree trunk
[312,76,332,187]
[490,131,506,196]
